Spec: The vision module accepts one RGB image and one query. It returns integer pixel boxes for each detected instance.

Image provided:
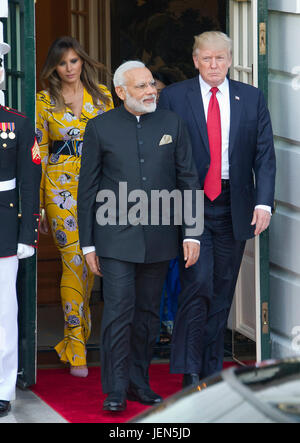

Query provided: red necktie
[204,87,222,201]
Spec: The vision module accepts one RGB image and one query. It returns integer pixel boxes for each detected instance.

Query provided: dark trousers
[99,257,169,394]
[170,188,246,378]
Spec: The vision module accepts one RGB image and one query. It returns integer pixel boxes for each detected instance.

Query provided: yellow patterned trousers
[44,154,94,367]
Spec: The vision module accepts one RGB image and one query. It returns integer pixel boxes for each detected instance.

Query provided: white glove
[17,243,35,260]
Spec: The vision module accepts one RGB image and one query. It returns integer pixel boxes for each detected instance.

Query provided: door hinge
[259,23,267,55]
[262,302,269,334]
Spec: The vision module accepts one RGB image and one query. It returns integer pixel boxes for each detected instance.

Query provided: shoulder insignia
[4,106,26,118]
[31,138,41,165]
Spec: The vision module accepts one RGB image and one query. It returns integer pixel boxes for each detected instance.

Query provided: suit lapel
[229,80,242,158]
[187,77,210,155]
[186,78,243,158]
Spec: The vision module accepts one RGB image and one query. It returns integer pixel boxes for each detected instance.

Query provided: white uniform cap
[0,42,10,56]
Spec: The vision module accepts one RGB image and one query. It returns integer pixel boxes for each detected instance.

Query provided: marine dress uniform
[0,105,41,417]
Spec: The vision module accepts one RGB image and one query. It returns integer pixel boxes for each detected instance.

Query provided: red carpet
[31,363,238,423]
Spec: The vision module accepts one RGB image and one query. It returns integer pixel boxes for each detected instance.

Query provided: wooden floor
[37,297,103,367]
[37,233,62,305]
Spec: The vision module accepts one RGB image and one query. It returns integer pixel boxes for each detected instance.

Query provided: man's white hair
[113,60,146,87]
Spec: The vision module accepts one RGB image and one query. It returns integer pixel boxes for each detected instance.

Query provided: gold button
[10,203,14,208]
[35,229,38,232]
[34,240,37,243]
[18,213,22,218]
[3,143,7,148]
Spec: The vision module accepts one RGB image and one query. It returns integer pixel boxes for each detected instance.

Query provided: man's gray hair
[113,60,146,87]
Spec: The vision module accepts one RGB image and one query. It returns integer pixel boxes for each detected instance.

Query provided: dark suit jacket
[0,106,41,257]
[78,105,201,263]
[158,76,276,241]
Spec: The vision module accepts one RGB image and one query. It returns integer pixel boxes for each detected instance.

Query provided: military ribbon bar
[0,122,16,139]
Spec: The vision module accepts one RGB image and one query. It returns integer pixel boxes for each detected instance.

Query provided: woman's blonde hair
[193,31,232,57]
[40,36,111,112]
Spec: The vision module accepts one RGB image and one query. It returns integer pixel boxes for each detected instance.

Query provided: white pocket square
[159,134,173,146]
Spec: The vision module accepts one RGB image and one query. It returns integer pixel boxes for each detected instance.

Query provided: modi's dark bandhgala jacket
[78,105,201,263]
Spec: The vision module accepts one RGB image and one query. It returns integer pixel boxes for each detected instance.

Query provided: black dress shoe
[127,386,163,405]
[182,373,200,388]
[0,400,11,418]
[103,392,127,412]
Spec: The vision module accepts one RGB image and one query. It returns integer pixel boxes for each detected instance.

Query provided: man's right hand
[85,251,102,277]
[183,241,200,268]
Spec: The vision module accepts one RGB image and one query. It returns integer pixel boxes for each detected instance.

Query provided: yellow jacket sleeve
[36,91,51,209]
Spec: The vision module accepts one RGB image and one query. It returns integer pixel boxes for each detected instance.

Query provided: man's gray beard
[125,91,157,114]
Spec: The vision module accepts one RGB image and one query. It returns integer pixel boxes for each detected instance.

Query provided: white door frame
[229,0,262,362]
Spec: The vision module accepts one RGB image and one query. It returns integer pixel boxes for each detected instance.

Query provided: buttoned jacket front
[158,77,276,241]
[78,105,200,263]
[0,106,41,257]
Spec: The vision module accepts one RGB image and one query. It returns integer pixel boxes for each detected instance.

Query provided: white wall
[268,0,300,357]
[0,0,8,18]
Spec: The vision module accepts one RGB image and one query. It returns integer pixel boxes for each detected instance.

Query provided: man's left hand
[17,243,35,259]
[183,241,200,268]
[251,208,271,236]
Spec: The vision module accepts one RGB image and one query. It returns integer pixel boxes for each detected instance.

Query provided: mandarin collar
[119,104,156,122]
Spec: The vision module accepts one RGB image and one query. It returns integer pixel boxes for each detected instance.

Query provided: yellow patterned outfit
[36,86,113,367]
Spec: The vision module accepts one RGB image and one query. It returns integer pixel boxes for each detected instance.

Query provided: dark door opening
[111,0,227,104]
[35,0,255,369]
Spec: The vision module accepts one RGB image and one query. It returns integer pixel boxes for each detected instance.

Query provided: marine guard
[0,41,41,418]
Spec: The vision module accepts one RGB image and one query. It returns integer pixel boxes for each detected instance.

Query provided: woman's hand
[39,209,50,235]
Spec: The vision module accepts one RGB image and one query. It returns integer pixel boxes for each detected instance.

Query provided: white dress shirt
[198,75,271,215]
[199,75,230,180]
